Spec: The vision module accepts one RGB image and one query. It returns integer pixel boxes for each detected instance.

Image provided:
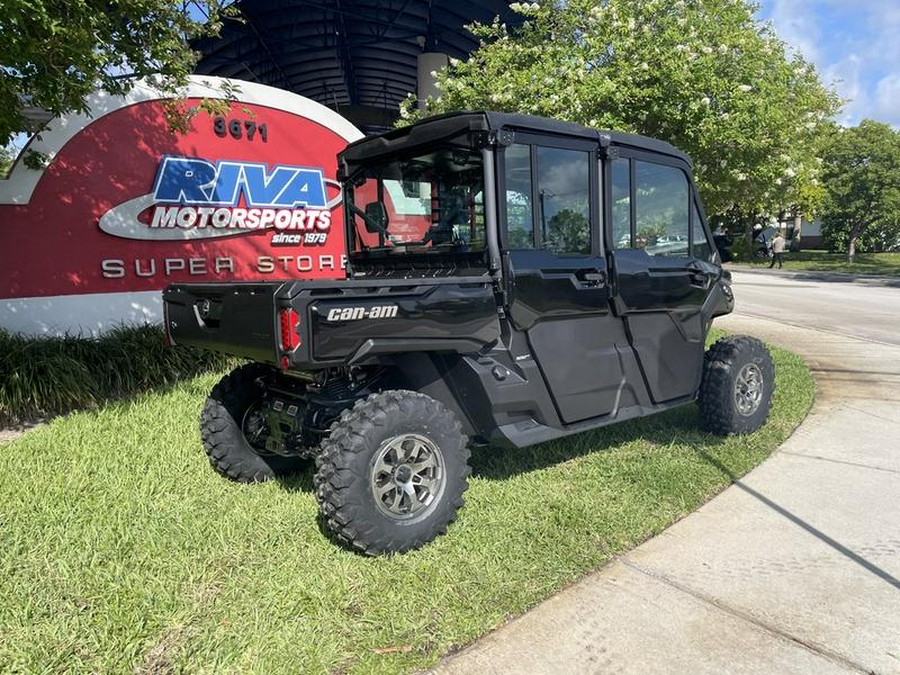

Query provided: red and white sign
[0,77,362,335]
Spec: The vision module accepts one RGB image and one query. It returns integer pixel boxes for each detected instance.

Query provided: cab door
[606,152,721,403]
[500,137,630,424]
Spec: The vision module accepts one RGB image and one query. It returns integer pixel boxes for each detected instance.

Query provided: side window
[611,158,632,248]
[634,161,689,257]
[536,146,591,255]
[691,202,716,262]
[503,144,534,249]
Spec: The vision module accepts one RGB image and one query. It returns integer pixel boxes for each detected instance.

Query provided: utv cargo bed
[165,275,500,367]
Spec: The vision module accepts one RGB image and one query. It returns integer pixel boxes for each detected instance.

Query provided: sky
[757,0,900,127]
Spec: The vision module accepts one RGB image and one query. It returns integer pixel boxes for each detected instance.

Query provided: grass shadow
[274,461,316,493]
[470,404,729,481]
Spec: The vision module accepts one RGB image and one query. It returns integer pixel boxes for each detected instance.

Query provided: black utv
[164,112,774,555]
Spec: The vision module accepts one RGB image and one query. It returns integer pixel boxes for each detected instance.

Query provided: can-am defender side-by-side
[164,112,774,555]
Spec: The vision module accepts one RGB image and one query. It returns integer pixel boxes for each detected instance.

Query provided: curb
[726,265,900,287]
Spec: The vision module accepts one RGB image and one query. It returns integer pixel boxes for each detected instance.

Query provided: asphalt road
[727,268,900,403]
[730,268,900,349]
[435,268,900,674]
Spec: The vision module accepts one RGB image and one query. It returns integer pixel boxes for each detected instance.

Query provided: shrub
[0,324,234,426]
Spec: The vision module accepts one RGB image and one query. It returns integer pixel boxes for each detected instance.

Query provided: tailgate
[163,283,283,363]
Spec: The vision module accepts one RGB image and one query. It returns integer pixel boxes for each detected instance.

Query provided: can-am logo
[98,156,341,241]
[325,305,399,321]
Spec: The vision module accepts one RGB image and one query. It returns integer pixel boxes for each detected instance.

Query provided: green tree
[0,0,237,146]
[545,208,590,254]
[820,120,900,261]
[402,0,839,220]
[0,146,12,177]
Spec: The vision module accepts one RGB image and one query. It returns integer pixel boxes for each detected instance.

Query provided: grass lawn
[736,250,900,277]
[0,338,814,674]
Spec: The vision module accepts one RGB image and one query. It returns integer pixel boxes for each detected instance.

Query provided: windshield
[346,147,485,256]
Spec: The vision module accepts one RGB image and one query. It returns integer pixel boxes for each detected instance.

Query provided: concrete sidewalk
[433,311,900,674]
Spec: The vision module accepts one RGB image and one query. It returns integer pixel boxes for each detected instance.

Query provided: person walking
[769,230,786,269]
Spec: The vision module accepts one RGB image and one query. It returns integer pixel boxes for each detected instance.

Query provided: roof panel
[193,0,523,117]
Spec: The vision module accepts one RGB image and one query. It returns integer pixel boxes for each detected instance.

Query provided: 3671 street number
[214,116,268,142]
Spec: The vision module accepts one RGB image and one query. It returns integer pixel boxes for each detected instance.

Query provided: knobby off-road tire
[201,363,305,482]
[314,390,470,556]
[698,336,775,435]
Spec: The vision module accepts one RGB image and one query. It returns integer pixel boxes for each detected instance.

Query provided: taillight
[279,307,301,351]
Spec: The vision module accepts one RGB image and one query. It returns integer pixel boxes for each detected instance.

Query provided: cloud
[765,0,822,63]
[874,73,900,121]
[760,0,900,127]
[823,54,869,125]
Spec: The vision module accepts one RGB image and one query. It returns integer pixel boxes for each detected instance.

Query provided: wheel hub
[734,363,764,417]
[370,433,446,521]
[241,401,271,453]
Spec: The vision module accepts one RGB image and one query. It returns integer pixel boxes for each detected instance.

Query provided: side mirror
[363,202,388,234]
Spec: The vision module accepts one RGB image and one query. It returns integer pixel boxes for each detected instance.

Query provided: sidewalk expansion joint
[619,558,872,674]
[840,402,900,425]
[779,450,900,477]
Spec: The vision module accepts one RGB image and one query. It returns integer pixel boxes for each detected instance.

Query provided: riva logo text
[98,156,341,242]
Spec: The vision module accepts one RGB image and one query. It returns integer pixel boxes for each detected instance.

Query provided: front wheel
[698,336,775,435]
[314,390,470,555]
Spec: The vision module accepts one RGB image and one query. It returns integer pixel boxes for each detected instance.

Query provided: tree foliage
[0,146,12,177]
[820,120,900,259]
[0,0,237,146]
[402,0,840,218]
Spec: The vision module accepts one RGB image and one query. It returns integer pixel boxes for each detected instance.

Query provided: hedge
[0,324,233,426]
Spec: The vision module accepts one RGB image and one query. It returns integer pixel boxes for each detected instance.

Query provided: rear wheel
[314,390,470,555]
[201,363,305,482]
[698,336,775,435]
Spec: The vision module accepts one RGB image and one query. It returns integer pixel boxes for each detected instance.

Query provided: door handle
[576,269,607,287]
